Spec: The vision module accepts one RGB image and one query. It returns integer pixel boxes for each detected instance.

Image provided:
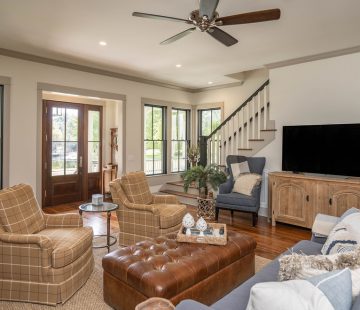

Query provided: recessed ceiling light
[99,41,107,46]
[175,64,182,68]
[208,81,213,85]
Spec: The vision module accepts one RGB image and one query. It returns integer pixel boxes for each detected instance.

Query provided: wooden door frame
[42,100,103,206]
[83,104,103,201]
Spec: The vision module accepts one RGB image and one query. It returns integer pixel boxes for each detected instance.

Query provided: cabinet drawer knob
[329,198,333,206]
[306,195,309,202]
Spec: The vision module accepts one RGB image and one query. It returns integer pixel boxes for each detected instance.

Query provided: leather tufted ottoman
[102,231,256,310]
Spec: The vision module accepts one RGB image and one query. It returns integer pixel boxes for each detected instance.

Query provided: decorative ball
[196,217,207,236]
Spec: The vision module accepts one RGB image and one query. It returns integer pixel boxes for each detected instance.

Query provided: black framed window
[0,85,3,189]
[144,104,167,175]
[171,108,190,172]
[198,108,221,137]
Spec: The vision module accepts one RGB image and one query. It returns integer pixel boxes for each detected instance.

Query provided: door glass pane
[144,106,153,140]
[66,108,78,141]
[153,141,163,174]
[88,142,100,173]
[52,107,65,141]
[65,142,78,175]
[201,110,212,136]
[88,111,100,141]
[52,142,64,176]
[153,107,163,140]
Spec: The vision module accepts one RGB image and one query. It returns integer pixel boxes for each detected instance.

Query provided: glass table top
[79,202,118,213]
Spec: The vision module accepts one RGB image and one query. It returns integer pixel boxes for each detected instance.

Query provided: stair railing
[199,79,270,167]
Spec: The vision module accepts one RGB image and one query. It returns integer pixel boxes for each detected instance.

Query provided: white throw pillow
[322,212,360,255]
[230,161,250,179]
[247,269,352,310]
[232,173,261,196]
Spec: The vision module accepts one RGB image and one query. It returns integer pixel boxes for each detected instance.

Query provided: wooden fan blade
[207,27,238,47]
[216,9,281,26]
[199,0,220,19]
[160,28,196,45]
[132,12,191,24]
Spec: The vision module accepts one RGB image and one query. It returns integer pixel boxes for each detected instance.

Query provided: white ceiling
[0,0,360,89]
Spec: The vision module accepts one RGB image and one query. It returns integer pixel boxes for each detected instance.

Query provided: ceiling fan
[132,0,281,47]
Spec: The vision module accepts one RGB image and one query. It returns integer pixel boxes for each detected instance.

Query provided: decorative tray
[176,223,227,246]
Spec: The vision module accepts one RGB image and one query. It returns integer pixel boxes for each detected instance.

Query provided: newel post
[199,136,208,167]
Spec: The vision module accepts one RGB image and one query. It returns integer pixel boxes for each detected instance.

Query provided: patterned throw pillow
[232,173,261,196]
[247,269,352,310]
[322,212,360,255]
[278,248,360,298]
[121,172,153,204]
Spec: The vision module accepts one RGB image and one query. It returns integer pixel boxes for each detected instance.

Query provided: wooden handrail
[206,79,270,140]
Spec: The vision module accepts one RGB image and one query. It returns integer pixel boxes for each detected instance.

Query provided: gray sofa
[175,214,360,310]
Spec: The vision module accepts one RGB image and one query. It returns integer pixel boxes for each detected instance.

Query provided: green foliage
[181,164,227,195]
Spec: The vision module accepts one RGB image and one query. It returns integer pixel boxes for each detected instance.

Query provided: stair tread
[166,181,197,189]
[160,189,198,199]
[238,148,253,151]
[248,139,265,141]
[261,129,277,132]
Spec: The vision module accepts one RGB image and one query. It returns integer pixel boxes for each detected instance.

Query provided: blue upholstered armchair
[216,155,266,226]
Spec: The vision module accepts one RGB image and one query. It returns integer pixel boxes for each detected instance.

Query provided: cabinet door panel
[329,184,360,217]
[273,178,311,227]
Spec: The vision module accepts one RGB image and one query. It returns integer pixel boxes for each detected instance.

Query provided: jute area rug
[1,247,271,310]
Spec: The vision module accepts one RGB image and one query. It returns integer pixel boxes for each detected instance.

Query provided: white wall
[192,69,269,118]
[0,55,192,197]
[257,52,360,208]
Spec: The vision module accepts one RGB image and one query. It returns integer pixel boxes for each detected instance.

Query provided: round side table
[79,202,118,253]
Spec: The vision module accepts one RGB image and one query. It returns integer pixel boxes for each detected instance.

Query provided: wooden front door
[43,100,102,206]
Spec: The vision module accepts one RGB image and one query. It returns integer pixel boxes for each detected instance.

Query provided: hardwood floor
[43,203,311,260]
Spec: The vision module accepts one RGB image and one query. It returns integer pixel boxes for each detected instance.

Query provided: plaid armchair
[0,184,94,306]
[110,172,187,245]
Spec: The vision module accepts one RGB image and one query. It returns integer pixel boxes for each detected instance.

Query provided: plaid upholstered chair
[110,171,187,245]
[0,184,94,306]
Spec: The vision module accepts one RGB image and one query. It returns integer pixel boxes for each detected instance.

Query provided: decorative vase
[196,217,207,236]
[182,213,195,236]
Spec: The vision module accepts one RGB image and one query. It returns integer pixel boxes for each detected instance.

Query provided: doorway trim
[0,76,10,188]
[36,83,127,204]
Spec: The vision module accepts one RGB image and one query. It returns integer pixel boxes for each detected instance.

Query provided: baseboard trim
[259,203,268,218]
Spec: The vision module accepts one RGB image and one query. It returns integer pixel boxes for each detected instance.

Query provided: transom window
[198,108,221,137]
[171,108,190,173]
[144,104,167,175]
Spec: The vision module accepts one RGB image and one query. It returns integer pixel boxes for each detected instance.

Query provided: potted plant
[181,164,227,198]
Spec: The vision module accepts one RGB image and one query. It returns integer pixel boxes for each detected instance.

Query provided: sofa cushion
[246,269,352,310]
[158,204,187,229]
[0,184,45,234]
[216,192,257,207]
[37,227,93,268]
[121,172,153,204]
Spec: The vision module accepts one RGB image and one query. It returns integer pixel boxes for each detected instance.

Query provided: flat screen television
[282,124,360,177]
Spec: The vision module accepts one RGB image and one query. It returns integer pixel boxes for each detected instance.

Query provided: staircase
[204,79,276,166]
[160,80,275,205]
